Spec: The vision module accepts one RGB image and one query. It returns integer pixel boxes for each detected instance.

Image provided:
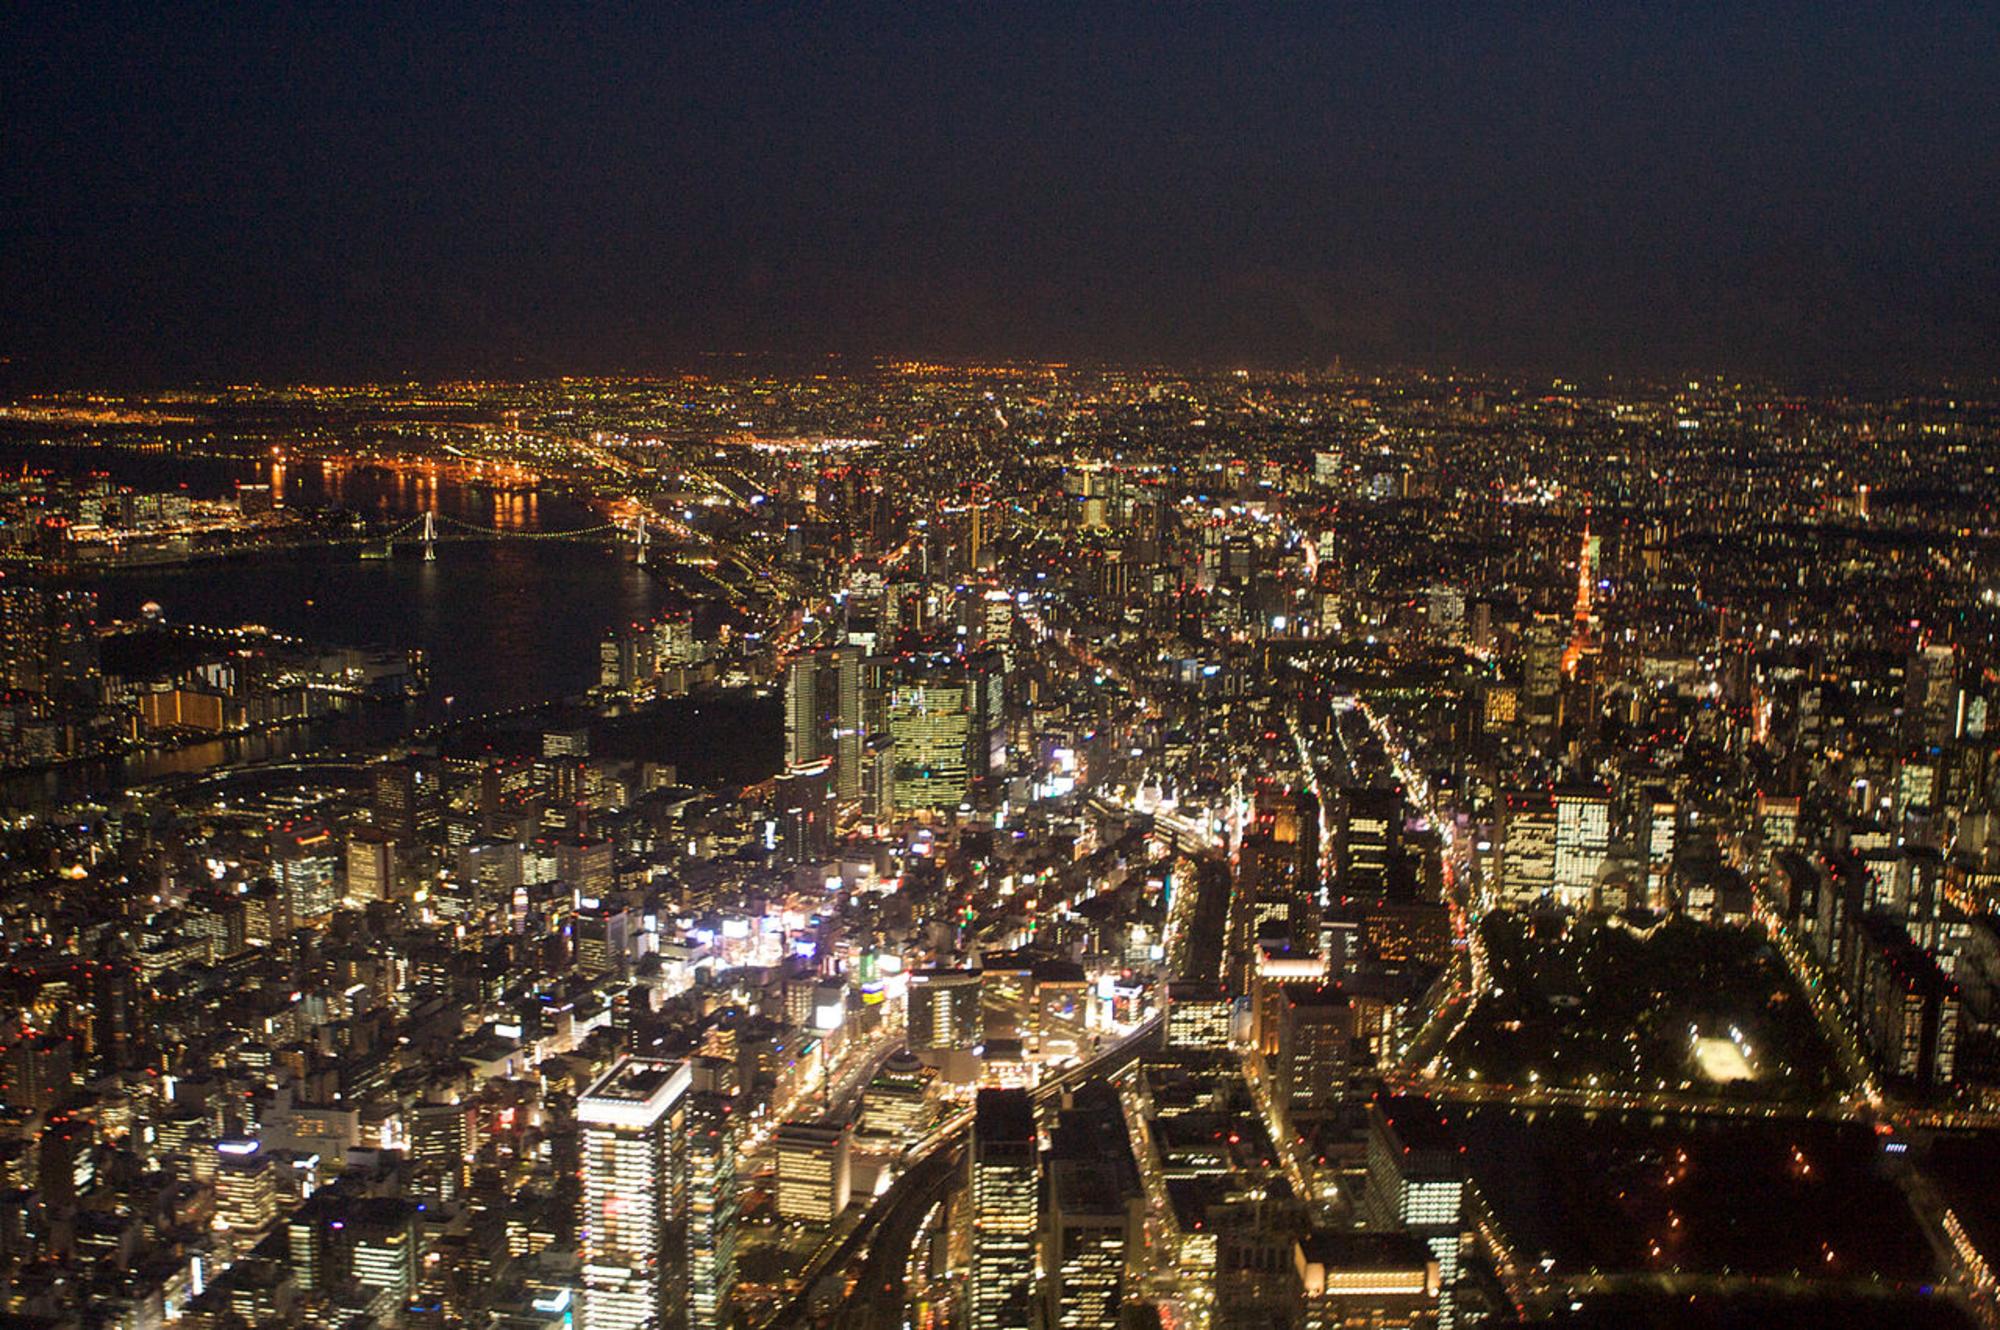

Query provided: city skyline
[4,6,2000,1330]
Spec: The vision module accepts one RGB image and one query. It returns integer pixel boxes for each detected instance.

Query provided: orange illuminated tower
[1562,519,1597,678]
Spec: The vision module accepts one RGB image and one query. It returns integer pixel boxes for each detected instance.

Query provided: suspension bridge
[361,509,652,563]
[357,508,792,611]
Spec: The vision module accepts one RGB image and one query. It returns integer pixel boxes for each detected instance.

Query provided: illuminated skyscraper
[1553,786,1611,909]
[1363,1098,1465,1329]
[969,1089,1038,1330]
[685,1092,738,1330]
[774,1119,852,1226]
[1043,1085,1141,1330]
[1336,787,1400,899]
[215,1140,280,1252]
[784,654,827,770]
[579,1058,690,1330]
[909,969,984,1052]
[888,659,973,813]
[345,827,398,904]
[1643,789,1677,910]
[1164,982,1235,1051]
[1497,790,1557,906]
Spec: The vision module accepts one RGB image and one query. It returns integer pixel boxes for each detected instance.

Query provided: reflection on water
[99,542,662,716]
[274,457,556,532]
[0,439,574,532]
[0,444,668,807]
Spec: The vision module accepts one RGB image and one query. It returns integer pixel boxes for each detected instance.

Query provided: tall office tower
[4,1032,75,1116]
[1642,789,1677,910]
[774,1119,852,1225]
[1363,1098,1466,1329]
[1043,1085,1142,1330]
[1521,614,1566,733]
[37,1112,90,1221]
[574,903,632,978]
[1272,984,1355,1120]
[832,644,867,803]
[409,1100,471,1200]
[858,1050,935,1139]
[787,645,872,804]
[1164,982,1236,1050]
[888,657,974,813]
[1553,786,1611,908]
[969,1089,1038,1330]
[860,730,896,825]
[909,970,984,1052]
[979,589,1017,669]
[372,756,441,845]
[0,585,100,702]
[273,822,342,922]
[785,653,829,769]
[341,1196,423,1313]
[345,826,398,904]
[685,1093,738,1330]
[1906,643,1959,746]
[579,1058,690,1330]
[654,613,700,667]
[1496,790,1558,906]
[553,833,617,901]
[967,645,1009,795]
[773,760,835,865]
[1335,787,1401,900]
[215,1140,281,1250]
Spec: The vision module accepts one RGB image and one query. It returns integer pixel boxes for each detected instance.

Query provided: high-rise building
[1643,790,1677,910]
[774,1119,851,1226]
[909,969,984,1052]
[372,757,440,845]
[1043,1085,1142,1330]
[889,658,974,813]
[858,1050,934,1139]
[685,1092,738,1330]
[1906,643,1959,746]
[579,1058,690,1330]
[774,760,835,865]
[0,584,100,703]
[969,1089,1038,1330]
[273,822,341,923]
[3,1032,75,1116]
[831,645,869,804]
[215,1140,280,1248]
[1553,786,1611,908]
[346,1196,423,1311]
[1271,985,1355,1119]
[1521,614,1566,731]
[968,645,1009,795]
[552,834,616,902]
[1363,1098,1465,1329]
[784,654,827,770]
[1165,982,1236,1051]
[345,827,398,904]
[787,646,876,809]
[1496,790,1557,906]
[1336,787,1401,899]
[409,1100,471,1200]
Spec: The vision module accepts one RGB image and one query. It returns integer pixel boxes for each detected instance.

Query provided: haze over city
[4,4,1999,386]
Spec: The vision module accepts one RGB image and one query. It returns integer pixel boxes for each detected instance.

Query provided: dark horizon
[5,3,1998,390]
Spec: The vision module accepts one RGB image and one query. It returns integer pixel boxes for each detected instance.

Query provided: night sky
[3,4,1997,387]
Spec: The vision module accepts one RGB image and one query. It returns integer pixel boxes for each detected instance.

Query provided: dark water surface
[0,443,687,804]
